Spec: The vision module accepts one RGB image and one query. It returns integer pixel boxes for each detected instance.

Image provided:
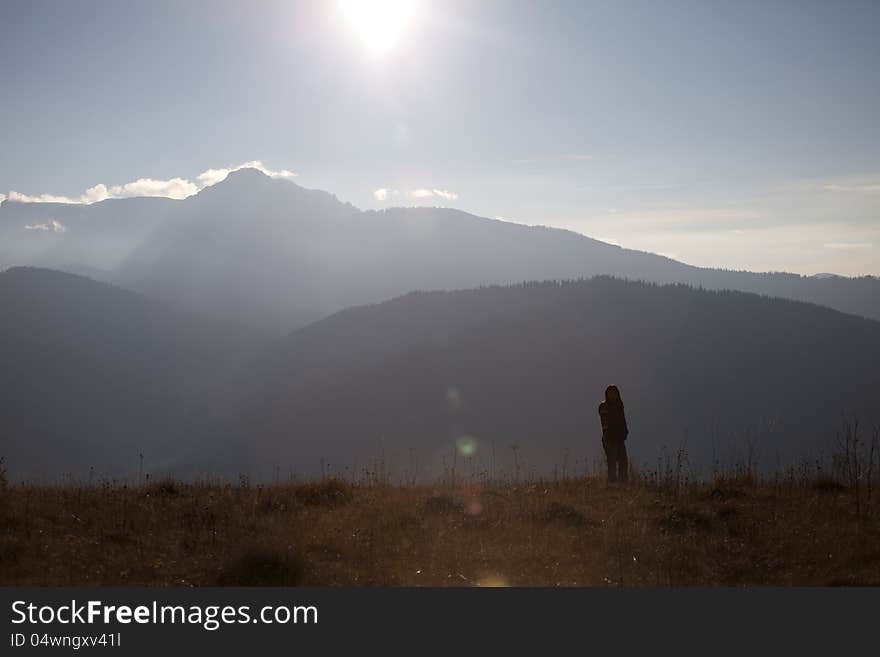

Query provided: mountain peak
[223,167,272,182]
[193,166,300,202]
[190,166,360,216]
[214,167,283,190]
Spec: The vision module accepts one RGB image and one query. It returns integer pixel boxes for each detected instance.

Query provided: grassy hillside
[3,465,878,586]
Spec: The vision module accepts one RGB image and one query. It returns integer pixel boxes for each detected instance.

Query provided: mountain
[116,168,361,332]
[202,277,880,479]
[3,271,877,481]
[0,267,252,480]
[3,168,878,332]
[117,170,880,329]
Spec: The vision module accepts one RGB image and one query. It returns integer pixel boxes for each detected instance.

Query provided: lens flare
[456,435,477,457]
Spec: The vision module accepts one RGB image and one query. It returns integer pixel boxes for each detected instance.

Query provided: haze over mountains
[0,196,177,274]
[0,268,252,480]
[204,277,880,479]
[2,268,877,481]
[2,168,878,334]
[1,169,878,481]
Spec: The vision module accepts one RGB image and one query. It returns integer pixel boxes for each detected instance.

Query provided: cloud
[196,160,298,188]
[823,242,873,250]
[5,160,298,205]
[823,183,880,193]
[431,188,459,201]
[25,219,67,233]
[373,187,459,203]
[196,168,232,188]
[373,188,403,202]
[82,184,111,203]
[408,188,459,201]
[0,193,5,205]
[108,178,198,200]
[8,190,80,204]
[7,179,194,203]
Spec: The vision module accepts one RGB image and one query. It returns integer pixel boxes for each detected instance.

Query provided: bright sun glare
[340,0,417,54]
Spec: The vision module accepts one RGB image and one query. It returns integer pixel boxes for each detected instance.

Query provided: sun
[339,0,418,54]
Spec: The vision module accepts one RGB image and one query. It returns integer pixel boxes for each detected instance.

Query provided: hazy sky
[2,0,879,275]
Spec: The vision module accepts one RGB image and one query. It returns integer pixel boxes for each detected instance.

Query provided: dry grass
[2,472,879,587]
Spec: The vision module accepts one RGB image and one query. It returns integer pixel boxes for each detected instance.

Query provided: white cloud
[82,184,111,203]
[8,178,195,203]
[8,190,80,204]
[25,219,67,233]
[372,187,459,204]
[823,242,873,250]
[823,183,880,193]
[407,188,459,201]
[4,160,298,206]
[431,188,458,201]
[0,193,5,205]
[196,168,232,188]
[373,188,402,202]
[196,160,298,188]
[108,177,198,200]
[780,174,880,196]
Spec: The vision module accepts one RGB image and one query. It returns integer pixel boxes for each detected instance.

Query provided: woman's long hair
[604,385,624,408]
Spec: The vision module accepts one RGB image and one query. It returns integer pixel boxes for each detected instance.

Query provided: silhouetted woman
[598,385,629,483]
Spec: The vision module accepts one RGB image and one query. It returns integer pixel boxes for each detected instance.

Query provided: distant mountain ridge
[203,276,880,479]
[0,196,178,271]
[1,269,877,480]
[2,168,878,332]
[0,267,252,480]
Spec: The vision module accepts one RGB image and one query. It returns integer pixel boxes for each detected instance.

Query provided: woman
[598,385,629,483]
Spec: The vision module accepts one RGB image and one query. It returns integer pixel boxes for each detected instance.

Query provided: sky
[1,0,879,276]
